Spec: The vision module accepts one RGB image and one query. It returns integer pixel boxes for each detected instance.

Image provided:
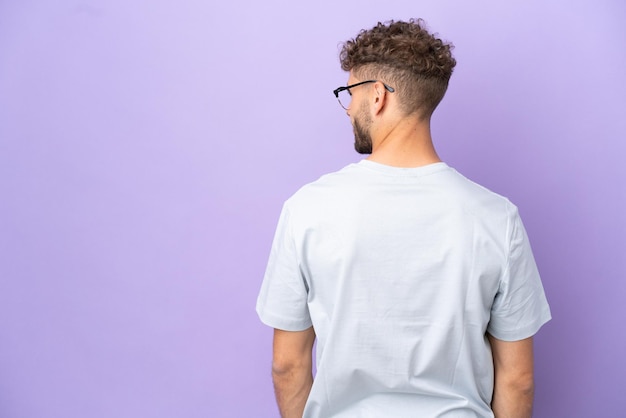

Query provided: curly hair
[340,19,456,119]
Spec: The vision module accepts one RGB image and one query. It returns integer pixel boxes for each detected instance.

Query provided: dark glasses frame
[333,80,395,109]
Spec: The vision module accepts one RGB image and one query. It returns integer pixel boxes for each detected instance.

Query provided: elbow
[519,376,535,398]
[502,372,535,398]
[512,370,534,394]
[271,360,292,377]
[272,357,303,377]
[272,357,311,380]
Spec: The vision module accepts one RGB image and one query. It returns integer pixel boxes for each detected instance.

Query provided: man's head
[340,19,456,121]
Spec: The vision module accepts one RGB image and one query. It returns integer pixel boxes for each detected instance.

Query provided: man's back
[257,160,550,417]
[258,19,551,418]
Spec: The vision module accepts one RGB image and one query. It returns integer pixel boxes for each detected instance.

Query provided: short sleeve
[256,203,312,331]
[487,207,551,341]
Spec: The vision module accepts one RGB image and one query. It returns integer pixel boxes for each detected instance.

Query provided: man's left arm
[272,326,316,418]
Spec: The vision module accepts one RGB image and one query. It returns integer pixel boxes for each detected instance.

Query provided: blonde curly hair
[340,19,456,119]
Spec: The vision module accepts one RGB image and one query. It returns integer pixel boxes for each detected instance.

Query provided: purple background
[1,1,624,417]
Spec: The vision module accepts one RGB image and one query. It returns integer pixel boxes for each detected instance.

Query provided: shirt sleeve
[487,206,552,341]
[256,203,312,331]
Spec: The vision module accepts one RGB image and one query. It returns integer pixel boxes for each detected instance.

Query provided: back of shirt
[257,161,551,418]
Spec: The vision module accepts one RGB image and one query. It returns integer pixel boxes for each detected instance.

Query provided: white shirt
[257,161,551,417]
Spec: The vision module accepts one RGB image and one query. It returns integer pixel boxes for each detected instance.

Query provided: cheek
[358,99,370,117]
[357,104,371,127]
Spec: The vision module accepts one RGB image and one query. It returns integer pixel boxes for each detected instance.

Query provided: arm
[487,334,535,418]
[272,326,316,418]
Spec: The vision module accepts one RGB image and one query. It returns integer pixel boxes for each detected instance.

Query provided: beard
[353,104,373,154]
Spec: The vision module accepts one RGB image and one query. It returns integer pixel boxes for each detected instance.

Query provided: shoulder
[439,168,520,224]
[441,167,506,199]
[286,163,361,204]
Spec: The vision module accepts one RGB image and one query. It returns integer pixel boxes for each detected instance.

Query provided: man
[257,19,551,418]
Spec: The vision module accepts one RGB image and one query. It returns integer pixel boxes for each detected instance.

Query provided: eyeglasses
[333,80,395,110]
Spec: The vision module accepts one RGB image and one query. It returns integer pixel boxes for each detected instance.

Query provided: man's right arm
[487,334,535,418]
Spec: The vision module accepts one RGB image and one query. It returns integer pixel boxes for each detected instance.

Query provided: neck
[367,116,441,168]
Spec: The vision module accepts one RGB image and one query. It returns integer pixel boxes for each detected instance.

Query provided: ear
[371,82,388,116]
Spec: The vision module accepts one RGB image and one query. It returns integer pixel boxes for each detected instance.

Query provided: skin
[352,102,373,154]
[346,71,441,168]
[488,335,535,418]
[271,70,536,417]
[272,327,316,418]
